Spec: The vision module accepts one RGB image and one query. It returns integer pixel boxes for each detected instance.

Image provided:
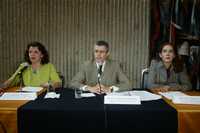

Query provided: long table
[163,91,200,133]
[1,88,200,133]
[0,87,29,133]
[18,89,177,133]
[0,87,46,133]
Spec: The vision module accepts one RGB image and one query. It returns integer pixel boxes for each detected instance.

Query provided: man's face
[94,45,109,63]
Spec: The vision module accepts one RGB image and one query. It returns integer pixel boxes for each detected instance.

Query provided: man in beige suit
[70,41,131,94]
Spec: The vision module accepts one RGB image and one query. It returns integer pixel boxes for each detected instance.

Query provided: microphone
[17,62,29,89]
[11,62,29,79]
[17,62,29,74]
[8,62,29,88]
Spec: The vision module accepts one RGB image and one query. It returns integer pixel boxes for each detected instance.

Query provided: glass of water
[75,88,82,99]
[47,81,55,93]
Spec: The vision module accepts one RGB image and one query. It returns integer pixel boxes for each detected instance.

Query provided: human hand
[100,84,112,94]
[40,82,49,88]
[87,85,102,94]
[150,86,171,93]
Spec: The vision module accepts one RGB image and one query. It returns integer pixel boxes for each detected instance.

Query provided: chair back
[141,68,149,89]
[58,72,65,88]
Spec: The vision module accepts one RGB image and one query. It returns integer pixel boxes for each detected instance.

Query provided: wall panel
[0,0,150,88]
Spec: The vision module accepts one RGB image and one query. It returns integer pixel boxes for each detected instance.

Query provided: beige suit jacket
[147,60,192,91]
[70,59,131,91]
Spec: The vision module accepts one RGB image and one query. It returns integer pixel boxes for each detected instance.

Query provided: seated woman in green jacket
[147,42,192,93]
[0,41,61,92]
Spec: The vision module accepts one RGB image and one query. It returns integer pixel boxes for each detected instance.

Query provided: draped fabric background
[0,0,150,88]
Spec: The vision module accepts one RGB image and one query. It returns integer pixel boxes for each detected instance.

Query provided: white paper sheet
[107,90,161,101]
[159,91,188,100]
[44,92,60,99]
[0,92,37,100]
[172,96,200,105]
[20,86,43,92]
[130,91,162,101]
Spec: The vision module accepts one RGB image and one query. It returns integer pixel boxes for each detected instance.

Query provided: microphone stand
[18,65,28,91]
[97,74,101,94]
[18,71,24,91]
[97,64,107,131]
[97,64,102,94]
[97,69,107,131]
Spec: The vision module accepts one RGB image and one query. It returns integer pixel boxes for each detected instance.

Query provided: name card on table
[172,96,200,105]
[104,95,141,105]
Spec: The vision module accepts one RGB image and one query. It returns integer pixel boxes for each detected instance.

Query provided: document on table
[159,91,188,100]
[130,91,161,101]
[0,92,37,100]
[20,86,43,92]
[105,90,161,104]
[44,92,60,99]
[159,91,200,105]
[172,96,200,105]
[104,95,141,105]
[106,90,161,101]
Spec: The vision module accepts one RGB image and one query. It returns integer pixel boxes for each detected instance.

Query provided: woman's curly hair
[24,41,49,64]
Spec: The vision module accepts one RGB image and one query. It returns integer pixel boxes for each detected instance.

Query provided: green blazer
[70,59,131,91]
[9,63,61,87]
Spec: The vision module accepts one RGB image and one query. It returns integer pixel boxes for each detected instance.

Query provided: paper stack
[159,91,200,105]
[0,92,37,100]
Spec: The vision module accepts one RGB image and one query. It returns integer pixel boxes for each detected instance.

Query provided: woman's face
[28,46,43,64]
[159,44,175,64]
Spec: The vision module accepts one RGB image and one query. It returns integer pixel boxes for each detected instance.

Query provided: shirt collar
[96,61,106,72]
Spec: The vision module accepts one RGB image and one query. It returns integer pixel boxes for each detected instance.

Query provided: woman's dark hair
[24,41,49,64]
[158,42,184,73]
[158,42,177,55]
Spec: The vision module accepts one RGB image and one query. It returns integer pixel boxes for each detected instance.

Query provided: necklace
[32,69,37,74]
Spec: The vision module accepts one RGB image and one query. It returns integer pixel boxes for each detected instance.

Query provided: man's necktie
[98,65,103,76]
